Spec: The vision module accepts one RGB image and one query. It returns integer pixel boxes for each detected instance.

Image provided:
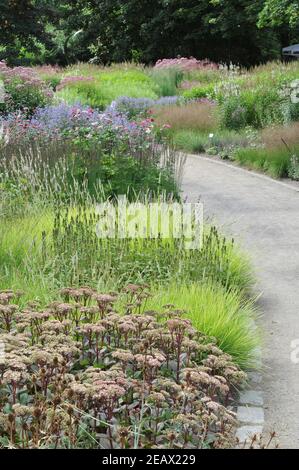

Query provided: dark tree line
[0,0,298,66]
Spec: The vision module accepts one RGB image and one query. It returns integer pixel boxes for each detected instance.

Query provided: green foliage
[0,205,253,302]
[171,128,254,157]
[258,0,299,28]
[0,64,53,115]
[151,68,184,97]
[213,62,299,130]
[75,152,180,200]
[0,0,291,67]
[43,75,62,91]
[182,83,217,100]
[0,138,181,215]
[234,146,291,178]
[218,87,286,130]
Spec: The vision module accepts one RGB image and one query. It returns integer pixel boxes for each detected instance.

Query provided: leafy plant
[182,83,217,101]
[0,203,253,301]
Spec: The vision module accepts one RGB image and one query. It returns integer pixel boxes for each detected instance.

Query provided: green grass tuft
[234,147,290,178]
[173,130,208,153]
[148,282,260,370]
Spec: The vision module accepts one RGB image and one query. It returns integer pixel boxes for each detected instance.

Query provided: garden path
[182,154,299,449]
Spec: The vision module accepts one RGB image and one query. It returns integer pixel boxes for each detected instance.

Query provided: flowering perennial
[0,103,156,149]
[0,61,53,115]
[154,57,219,71]
[0,285,247,449]
[107,96,182,119]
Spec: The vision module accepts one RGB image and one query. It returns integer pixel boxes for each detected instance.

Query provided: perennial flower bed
[0,101,181,202]
[0,61,53,116]
[0,60,261,450]
[0,285,246,449]
[1,103,155,146]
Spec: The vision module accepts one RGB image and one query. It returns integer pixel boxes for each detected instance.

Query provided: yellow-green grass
[0,208,258,369]
[0,206,253,302]
[148,282,260,370]
[56,68,158,108]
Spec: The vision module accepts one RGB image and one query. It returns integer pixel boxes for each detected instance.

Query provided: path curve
[182,154,299,449]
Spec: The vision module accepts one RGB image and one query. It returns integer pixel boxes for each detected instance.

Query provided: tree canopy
[0,0,298,66]
[258,0,299,29]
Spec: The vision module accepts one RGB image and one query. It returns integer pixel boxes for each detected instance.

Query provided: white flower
[209,133,214,139]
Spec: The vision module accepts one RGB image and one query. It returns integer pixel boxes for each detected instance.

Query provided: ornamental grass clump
[40,207,252,292]
[154,101,218,134]
[0,285,247,449]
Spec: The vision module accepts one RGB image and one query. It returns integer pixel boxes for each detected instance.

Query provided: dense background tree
[258,0,299,50]
[258,0,299,29]
[0,0,44,63]
[0,0,298,66]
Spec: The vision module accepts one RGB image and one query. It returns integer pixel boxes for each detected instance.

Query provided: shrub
[0,62,53,116]
[172,128,254,157]
[0,285,246,449]
[0,139,181,209]
[206,128,258,159]
[217,81,293,130]
[218,95,249,130]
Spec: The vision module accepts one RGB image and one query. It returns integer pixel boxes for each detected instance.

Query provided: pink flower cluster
[154,57,219,71]
[0,61,47,88]
[56,75,94,91]
[0,61,53,114]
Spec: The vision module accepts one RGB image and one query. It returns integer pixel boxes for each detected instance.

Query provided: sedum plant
[0,285,246,449]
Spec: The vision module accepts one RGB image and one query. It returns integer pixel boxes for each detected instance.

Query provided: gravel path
[182,154,299,449]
